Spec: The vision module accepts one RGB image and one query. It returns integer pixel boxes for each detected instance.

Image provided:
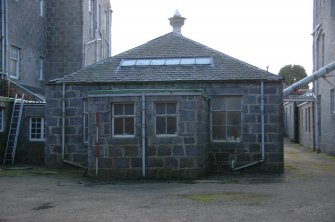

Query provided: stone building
[283,91,314,149]
[284,0,335,155]
[0,0,112,164]
[46,12,284,178]
[312,0,335,155]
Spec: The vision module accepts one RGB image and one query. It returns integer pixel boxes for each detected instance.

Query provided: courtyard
[0,140,335,222]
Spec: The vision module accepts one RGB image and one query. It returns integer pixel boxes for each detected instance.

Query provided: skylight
[120,57,212,67]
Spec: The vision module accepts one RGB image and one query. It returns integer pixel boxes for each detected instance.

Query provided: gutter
[232,81,265,171]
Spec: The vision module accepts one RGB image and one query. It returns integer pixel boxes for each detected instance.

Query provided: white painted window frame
[154,102,177,136]
[211,96,242,142]
[9,46,20,79]
[39,0,44,17]
[29,117,45,141]
[112,103,135,137]
[39,57,44,81]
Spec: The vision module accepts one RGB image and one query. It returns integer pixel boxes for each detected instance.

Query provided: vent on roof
[120,57,212,67]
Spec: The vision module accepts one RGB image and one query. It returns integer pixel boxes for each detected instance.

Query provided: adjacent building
[45,12,284,178]
[0,0,112,164]
[312,0,335,155]
[283,0,335,155]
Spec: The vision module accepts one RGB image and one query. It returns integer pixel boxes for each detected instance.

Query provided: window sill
[113,135,135,138]
[155,134,178,137]
[10,75,19,80]
[29,139,45,142]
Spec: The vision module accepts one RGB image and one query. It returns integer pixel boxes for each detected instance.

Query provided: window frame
[211,96,242,142]
[39,0,44,17]
[39,57,44,81]
[112,103,135,137]
[89,0,94,37]
[29,117,45,141]
[155,102,177,136]
[0,108,3,132]
[9,46,20,79]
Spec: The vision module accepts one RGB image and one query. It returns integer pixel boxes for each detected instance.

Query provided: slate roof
[55,32,281,84]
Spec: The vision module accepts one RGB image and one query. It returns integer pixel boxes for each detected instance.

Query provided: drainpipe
[62,83,65,160]
[314,80,321,153]
[1,0,5,79]
[232,81,265,171]
[141,93,146,177]
[95,112,99,177]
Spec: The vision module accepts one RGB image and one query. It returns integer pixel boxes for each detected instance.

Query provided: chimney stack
[169,10,186,35]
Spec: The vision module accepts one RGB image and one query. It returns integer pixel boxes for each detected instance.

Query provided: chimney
[169,10,186,35]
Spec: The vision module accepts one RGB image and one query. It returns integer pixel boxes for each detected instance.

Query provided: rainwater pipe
[95,112,99,177]
[1,0,6,79]
[61,83,65,160]
[141,93,146,177]
[231,81,265,171]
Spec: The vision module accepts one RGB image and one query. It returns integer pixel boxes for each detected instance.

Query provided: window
[39,57,44,81]
[331,89,335,113]
[304,108,308,132]
[30,117,45,141]
[155,103,177,135]
[104,10,108,34]
[0,108,3,132]
[9,46,20,79]
[83,100,88,143]
[112,103,135,136]
[39,0,44,17]
[211,96,242,142]
[98,4,101,28]
[89,0,94,37]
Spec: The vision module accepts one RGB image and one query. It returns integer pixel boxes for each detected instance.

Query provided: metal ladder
[3,94,24,165]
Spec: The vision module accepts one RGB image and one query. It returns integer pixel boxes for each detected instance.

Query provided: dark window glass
[113,103,135,136]
[211,97,241,142]
[155,103,177,135]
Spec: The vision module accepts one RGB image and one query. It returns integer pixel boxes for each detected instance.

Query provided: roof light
[120,57,212,67]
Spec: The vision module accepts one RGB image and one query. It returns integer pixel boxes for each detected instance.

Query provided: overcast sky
[110,0,313,75]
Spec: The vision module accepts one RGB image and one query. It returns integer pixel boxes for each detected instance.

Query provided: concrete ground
[0,140,335,222]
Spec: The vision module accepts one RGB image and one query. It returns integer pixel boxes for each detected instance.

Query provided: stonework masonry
[46,81,283,178]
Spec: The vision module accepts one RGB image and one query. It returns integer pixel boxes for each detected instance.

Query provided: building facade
[312,0,335,155]
[45,13,284,178]
[0,0,112,164]
[0,0,112,95]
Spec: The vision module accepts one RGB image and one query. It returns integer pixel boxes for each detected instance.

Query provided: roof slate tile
[57,32,281,84]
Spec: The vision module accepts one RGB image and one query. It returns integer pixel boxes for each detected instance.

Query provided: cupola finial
[169,10,186,35]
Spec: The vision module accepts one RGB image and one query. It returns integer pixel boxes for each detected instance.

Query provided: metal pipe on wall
[141,93,146,177]
[283,61,335,97]
[61,83,65,160]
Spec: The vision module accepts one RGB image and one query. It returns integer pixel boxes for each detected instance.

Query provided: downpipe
[141,93,146,177]
[231,81,265,171]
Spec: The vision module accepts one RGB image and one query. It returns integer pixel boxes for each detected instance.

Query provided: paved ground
[1,140,335,222]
